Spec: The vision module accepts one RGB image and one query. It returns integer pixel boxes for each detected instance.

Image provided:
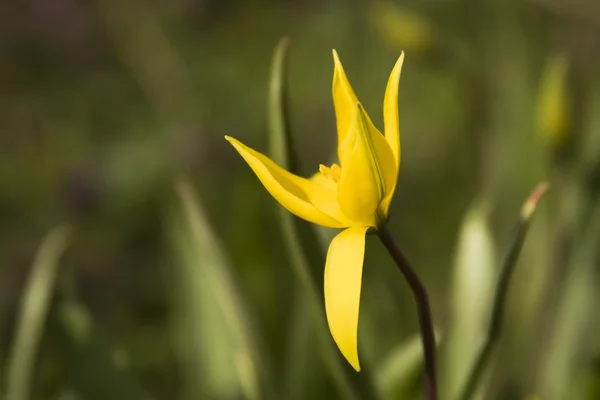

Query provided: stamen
[330,164,341,180]
[319,163,342,183]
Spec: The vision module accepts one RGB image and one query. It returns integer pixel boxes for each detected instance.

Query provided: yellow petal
[226,136,347,228]
[310,170,336,190]
[337,105,397,226]
[383,52,404,172]
[380,52,405,215]
[332,50,359,162]
[324,226,369,371]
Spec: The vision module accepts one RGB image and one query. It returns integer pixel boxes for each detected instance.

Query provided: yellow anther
[319,163,342,183]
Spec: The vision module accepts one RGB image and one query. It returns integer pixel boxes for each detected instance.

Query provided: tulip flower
[225,50,403,371]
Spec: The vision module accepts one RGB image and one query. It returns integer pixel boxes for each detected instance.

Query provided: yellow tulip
[225,50,404,371]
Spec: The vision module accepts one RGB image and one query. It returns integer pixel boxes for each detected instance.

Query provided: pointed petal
[324,226,369,371]
[338,105,397,226]
[226,136,347,228]
[383,52,404,171]
[380,53,404,215]
[332,50,360,162]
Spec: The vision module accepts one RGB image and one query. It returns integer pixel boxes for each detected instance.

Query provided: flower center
[319,163,341,183]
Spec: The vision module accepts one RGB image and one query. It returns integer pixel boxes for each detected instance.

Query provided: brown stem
[377,224,438,400]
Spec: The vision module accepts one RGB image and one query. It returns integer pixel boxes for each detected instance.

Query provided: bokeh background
[1,0,600,399]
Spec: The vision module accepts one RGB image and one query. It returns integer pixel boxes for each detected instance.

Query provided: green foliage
[1,1,600,399]
[5,226,71,400]
[171,179,269,399]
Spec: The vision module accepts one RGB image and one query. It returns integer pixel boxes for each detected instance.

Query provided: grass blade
[175,179,269,400]
[376,332,441,399]
[5,225,71,400]
[538,199,600,399]
[443,202,496,399]
[456,182,549,400]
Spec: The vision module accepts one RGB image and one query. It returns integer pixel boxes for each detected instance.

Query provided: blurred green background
[1,0,600,399]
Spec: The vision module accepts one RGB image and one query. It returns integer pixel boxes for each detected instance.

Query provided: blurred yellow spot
[536,55,570,149]
[370,1,435,54]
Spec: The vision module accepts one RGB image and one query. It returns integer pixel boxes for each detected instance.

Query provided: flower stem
[377,224,437,400]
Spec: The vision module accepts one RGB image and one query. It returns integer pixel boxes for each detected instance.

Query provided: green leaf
[443,201,496,399]
[5,225,71,400]
[538,199,600,399]
[173,179,270,400]
[268,37,295,171]
[376,332,441,399]
[455,182,549,400]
